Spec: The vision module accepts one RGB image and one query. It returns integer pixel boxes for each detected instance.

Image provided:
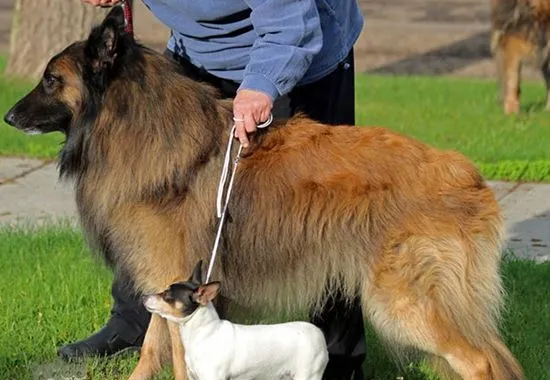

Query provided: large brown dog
[490,0,550,113]
[4,7,523,380]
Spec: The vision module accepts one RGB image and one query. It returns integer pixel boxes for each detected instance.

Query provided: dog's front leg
[128,314,172,380]
[168,321,188,380]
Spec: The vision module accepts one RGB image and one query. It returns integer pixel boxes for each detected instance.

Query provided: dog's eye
[43,73,59,89]
[162,291,174,303]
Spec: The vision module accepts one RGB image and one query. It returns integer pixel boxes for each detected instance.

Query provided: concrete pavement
[0,158,76,224]
[1,157,549,262]
[490,182,550,262]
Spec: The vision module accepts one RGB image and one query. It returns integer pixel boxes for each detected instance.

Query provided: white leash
[206,113,273,283]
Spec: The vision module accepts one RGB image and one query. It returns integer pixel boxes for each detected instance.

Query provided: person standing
[62,1,366,379]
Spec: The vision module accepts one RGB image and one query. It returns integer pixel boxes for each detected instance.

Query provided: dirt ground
[0,0,542,81]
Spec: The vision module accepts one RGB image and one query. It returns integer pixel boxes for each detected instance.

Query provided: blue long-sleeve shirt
[141,0,364,100]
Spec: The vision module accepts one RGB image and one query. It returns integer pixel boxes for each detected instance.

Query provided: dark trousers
[111,50,366,378]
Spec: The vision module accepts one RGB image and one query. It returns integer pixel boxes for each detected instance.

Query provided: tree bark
[6,0,109,79]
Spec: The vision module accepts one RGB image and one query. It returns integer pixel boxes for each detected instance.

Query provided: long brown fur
[490,0,550,113]
[5,8,524,380]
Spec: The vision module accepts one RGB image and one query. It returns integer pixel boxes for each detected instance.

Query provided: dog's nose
[3,110,15,126]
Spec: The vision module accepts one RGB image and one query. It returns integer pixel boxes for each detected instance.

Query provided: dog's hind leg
[129,314,172,380]
[493,33,526,114]
[363,236,523,380]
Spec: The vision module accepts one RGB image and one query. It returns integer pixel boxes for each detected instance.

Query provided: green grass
[0,226,548,379]
[356,75,550,182]
[2,55,550,180]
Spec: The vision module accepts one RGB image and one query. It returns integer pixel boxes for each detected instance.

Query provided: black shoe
[323,368,364,380]
[323,356,365,380]
[352,367,364,380]
[58,324,142,361]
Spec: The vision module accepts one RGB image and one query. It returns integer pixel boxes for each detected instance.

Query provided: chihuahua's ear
[189,260,203,285]
[194,282,221,306]
[85,6,126,73]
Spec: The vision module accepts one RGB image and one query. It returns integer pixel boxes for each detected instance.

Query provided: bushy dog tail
[433,338,524,380]
[483,337,524,379]
[429,336,523,380]
[428,228,524,379]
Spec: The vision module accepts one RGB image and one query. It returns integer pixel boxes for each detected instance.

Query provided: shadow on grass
[522,101,548,114]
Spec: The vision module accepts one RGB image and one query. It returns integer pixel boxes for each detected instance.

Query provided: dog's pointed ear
[86,6,126,72]
[103,5,126,31]
[193,282,221,306]
[188,260,203,285]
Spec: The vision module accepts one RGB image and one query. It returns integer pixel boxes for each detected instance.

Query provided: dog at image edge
[490,0,550,113]
[4,7,523,380]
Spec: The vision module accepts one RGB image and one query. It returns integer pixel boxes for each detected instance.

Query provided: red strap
[121,0,134,36]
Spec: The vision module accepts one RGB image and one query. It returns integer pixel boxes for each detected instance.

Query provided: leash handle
[120,0,134,36]
[256,113,273,129]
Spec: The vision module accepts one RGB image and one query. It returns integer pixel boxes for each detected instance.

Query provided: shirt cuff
[238,73,280,101]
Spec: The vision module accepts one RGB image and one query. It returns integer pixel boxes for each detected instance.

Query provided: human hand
[233,89,273,148]
[82,0,120,6]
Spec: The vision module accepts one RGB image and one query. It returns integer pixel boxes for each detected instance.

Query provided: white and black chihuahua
[143,261,329,380]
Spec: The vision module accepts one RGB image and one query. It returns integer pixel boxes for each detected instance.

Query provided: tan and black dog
[490,0,550,113]
[5,7,523,380]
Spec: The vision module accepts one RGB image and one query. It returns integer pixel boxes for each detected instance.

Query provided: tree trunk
[6,0,109,79]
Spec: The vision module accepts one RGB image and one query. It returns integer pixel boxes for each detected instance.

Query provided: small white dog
[143,261,329,380]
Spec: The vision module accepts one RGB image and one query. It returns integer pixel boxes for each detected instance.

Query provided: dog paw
[504,99,520,114]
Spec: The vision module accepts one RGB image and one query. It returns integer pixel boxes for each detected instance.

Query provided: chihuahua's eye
[162,291,174,303]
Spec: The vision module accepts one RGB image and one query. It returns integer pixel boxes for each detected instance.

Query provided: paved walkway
[1,158,549,262]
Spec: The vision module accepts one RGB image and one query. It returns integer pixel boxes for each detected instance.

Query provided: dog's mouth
[10,122,50,135]
[143,296,161,313]
[22,126,45,135]
[4,116,48,133]
[144,306,181,322]
[143,304,157,314]
[4,106,72,135]
[13,120,67,135]
[143,298,185,322]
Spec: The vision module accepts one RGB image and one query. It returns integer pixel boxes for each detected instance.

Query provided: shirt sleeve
[239,0,323,100]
